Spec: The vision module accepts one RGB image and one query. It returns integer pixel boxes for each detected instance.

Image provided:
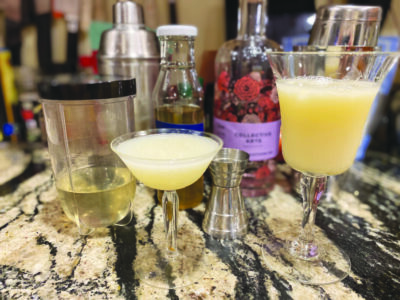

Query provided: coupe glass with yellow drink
[264,51,400,285]
[111,128,222,289]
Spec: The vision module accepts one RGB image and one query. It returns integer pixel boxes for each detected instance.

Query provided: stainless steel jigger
[202,148,249,239]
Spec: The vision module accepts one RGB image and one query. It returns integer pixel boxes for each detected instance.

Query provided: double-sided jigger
[202,148,249,239]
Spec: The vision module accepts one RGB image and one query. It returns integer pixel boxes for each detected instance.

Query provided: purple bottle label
[156,120,204,132]
[214,70,281,161]
[213,117,281,161]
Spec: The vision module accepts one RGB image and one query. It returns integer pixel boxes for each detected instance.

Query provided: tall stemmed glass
[111,128,222,289]
[263,51,400,285]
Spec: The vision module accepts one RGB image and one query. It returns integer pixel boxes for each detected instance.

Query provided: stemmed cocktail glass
[263,51,400,285]
[111,128,222,289]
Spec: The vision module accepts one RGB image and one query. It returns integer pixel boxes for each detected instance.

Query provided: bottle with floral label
[213,0,281,197]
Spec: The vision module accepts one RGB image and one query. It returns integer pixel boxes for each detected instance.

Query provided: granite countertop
[1,145,400,299]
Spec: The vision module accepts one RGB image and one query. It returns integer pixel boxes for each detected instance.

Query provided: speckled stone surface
[0,145,31,186]
[1,149,399,299]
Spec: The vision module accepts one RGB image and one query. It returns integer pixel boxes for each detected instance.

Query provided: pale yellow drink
[56,167,135,228]
[114,133,220,190]
[277,77,379,175]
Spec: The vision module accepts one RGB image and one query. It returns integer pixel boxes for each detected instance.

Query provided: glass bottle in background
[213,0,281,197]
[154,25,205,210]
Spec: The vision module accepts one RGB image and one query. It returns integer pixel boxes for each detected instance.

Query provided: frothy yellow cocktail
[277,77,379,175]
[114,133,221,190]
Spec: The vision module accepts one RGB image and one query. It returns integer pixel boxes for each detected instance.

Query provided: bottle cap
[156,25,198,37]
[3,123,14,136]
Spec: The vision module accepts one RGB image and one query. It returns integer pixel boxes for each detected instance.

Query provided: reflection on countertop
[0,145,399,299]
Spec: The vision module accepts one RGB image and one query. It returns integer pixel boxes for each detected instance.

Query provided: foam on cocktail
[114,133,220,190]
[277,77,379,175]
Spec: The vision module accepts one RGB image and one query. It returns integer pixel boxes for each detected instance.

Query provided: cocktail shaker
[308,4,388,161]
[302,4,388,199]
[308,5,382,47]
[203,148,249,240]
[97,0,160,130]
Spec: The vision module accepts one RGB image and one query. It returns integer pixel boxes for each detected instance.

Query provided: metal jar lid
[38,75,136,100]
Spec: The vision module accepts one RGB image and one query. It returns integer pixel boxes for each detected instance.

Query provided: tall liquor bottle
[154,25,205,210]
[213,0,281,197]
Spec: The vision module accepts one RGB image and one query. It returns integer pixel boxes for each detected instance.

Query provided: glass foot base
[261,230,351,285]
[134,227,207,289]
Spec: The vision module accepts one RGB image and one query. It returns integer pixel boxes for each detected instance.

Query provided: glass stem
[298,173,327,259]
[162,190,179,253]
[77,221,94,236]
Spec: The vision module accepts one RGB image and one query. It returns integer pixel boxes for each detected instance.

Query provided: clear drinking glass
[263,51,400,285]
[111,128,223,289]
[40,76,137,235]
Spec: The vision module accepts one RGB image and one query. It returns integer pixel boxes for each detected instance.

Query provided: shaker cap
[156,25,198,37]
[97,1,159,60]
[114,0,143,25]
[316,5,382,21]
[38,75,136,100]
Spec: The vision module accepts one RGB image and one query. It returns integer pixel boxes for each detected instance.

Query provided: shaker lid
[156,25,198,37]
[38,75,136,100]
[316,5,382,21]
[114,0,143,24]
[97,1,159,60]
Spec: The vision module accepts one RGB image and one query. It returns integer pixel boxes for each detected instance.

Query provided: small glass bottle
[154,25,205,210]
[213,0,281,197]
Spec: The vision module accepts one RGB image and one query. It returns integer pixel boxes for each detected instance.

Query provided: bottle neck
[160,36,196,67]
[237,0,267,39]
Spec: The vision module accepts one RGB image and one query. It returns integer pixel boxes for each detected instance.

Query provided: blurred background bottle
[153,25,205,210]
[213,0,281,197]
